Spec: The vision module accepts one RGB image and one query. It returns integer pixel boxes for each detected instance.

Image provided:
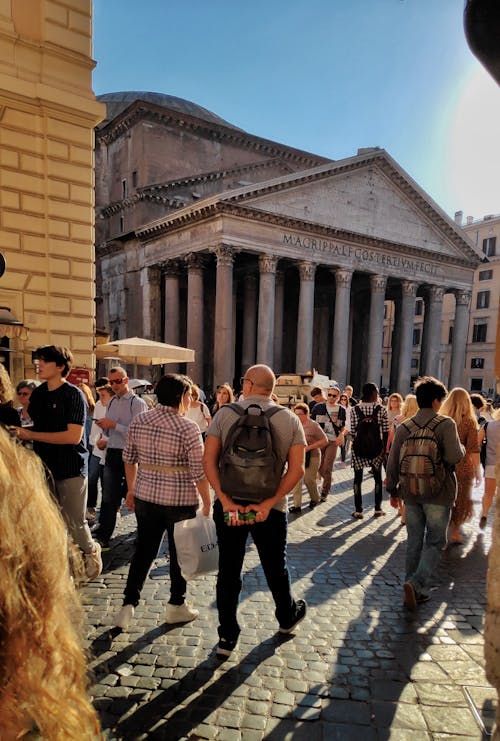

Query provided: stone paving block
[218,729,242,741]
[371,701,427,730]
[320,722,378,740]
[438,661,488,685]
[321,699,372,725]
[421,705,480,735]
[264,718,324,740]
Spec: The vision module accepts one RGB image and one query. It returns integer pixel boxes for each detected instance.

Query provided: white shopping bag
[173,512,219,581]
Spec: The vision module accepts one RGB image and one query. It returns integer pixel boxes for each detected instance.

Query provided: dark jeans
[213,498,296,641]
[124,499,197,607]
[95,448,127,543]
[87,450,103,509]
[353,465,383,513]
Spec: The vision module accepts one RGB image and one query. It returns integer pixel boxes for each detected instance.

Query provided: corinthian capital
[162,259,182,277]
[428,285,445,303]
[258,254,278,274]
[334,268,353,289]
[401,280,418,298]
[297,261,316,282]
[185,252,206,271]
[140,265,161,286]
[213,244,234,267]
[370,274,387,294]
[455,289,471,307]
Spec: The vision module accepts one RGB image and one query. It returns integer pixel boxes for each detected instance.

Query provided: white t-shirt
[89,400,108,462]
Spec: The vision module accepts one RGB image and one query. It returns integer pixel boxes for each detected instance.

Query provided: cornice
[136,200,477,269]
[95,100,328,168]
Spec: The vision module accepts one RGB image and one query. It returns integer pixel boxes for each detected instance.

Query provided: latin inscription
[282,233,439,277]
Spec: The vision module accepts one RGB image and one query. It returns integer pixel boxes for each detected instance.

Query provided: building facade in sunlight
[95,92,481,393]
[0,0,104,381]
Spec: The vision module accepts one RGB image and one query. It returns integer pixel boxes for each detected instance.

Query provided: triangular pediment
[222,151,480,264]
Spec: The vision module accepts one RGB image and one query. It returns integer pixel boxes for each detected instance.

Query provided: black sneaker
[279,599,307,634]
[309,501,318,509]
[320,495,327,502]
[216,638,237,658]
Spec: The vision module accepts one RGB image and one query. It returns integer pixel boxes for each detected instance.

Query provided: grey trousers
[55,475,94,554]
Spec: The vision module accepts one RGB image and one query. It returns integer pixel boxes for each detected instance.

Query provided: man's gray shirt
[105,392,148,450]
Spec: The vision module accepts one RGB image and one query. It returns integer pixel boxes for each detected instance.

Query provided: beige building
[96,93,482,394]
[0,0,104,383]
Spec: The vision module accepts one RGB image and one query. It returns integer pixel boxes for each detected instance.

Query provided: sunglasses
[109,378,124,385]
[327,393,339,399]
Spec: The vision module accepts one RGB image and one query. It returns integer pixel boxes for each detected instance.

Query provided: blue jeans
[405,502,451,596]
[95,448,127,544]
[124,499,197,607]
[87,450,103,510]
[213,499,297,641]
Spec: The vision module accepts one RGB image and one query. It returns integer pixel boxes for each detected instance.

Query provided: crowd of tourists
[0,346,499,737]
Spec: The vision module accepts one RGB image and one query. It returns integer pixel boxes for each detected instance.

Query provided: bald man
[203,364,307,658]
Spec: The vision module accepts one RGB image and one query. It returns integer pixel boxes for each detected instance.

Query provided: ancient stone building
[95,92,481,393]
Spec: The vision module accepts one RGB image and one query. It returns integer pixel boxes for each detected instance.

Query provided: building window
[122,179,127,199]
[482,237,496,257]
[412,328,421,346]
[472,323,487,343]
[411,358,418,368]
[471,358,484,369]
[471,378,483,392]
[415,299,423,316]
[448,325,453,344]
[119,215,124,233]
[476,290,490,309]
[479,269,493,281]
[132,170,138,188]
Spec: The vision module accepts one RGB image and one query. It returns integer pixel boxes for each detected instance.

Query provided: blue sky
[93,0,499,221]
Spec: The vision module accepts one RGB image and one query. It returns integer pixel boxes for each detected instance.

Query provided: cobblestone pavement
[83,464,497,740]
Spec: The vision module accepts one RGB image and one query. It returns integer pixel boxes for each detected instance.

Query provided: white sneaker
[84,541,102,580]
[115,604,135,630]
[165,602,199,624]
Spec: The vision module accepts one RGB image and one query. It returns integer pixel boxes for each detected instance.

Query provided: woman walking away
[478,408,500,529]
[113,374,211,632]
[440,388,480,544]
[289,403,328,512]
[0,426,100,740]
[388,394,419,524]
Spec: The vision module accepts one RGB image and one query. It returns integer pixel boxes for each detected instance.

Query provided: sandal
[352,511,363,519]
[479,516,487,529]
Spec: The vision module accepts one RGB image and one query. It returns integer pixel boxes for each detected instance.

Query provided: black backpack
[352,405,383,459]
[219,403,285,502]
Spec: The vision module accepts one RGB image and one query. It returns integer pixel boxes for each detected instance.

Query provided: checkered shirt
[350,402,389,470]
[123,406,205,506]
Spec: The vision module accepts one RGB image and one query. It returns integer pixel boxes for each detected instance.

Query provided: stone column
[366,274,387,385]
[241,274,257,371]
[163,260,181,347]
[420,285,445,378]
[396,280,417,394]
[273,270,284,372]
[389,298,401,392]
[257,254,278,367]
[185,253,205,384]
[449,289,471,388]
[331,268,353,386]
[295,261,316,373]
[213,245,234,386]
[140,265,161,340]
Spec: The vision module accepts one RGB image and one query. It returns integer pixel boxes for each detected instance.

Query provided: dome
[97,91,242,130]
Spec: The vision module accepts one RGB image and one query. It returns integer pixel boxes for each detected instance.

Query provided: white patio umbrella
[95,336,195,368]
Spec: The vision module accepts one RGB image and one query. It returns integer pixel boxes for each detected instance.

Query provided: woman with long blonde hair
[440,387,480,544]
[0,428,101,739]
[389,394,419,524]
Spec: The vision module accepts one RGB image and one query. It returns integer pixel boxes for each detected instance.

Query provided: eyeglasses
[240,377,254,387]
[294,411,305,416]
[109,378,124,385]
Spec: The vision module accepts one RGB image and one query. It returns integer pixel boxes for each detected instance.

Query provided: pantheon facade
[95,92,481,393]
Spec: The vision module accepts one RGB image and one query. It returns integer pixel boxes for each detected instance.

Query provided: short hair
[293,402,310,416]
[108,366,127,378]
[97,384,114,397]
[156,374,192,408]
[16,379,39,394]
[310,387,323,397]
[361,382,379,403]
[94,377,109,389]
[414,376,448,408]
[34,345,73,378]
[470,393,486,412]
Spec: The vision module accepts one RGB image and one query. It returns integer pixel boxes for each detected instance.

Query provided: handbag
[173,512,219,581]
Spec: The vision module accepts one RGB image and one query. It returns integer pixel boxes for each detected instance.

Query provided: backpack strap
[224,402,245,417]
[264,406,285,421]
